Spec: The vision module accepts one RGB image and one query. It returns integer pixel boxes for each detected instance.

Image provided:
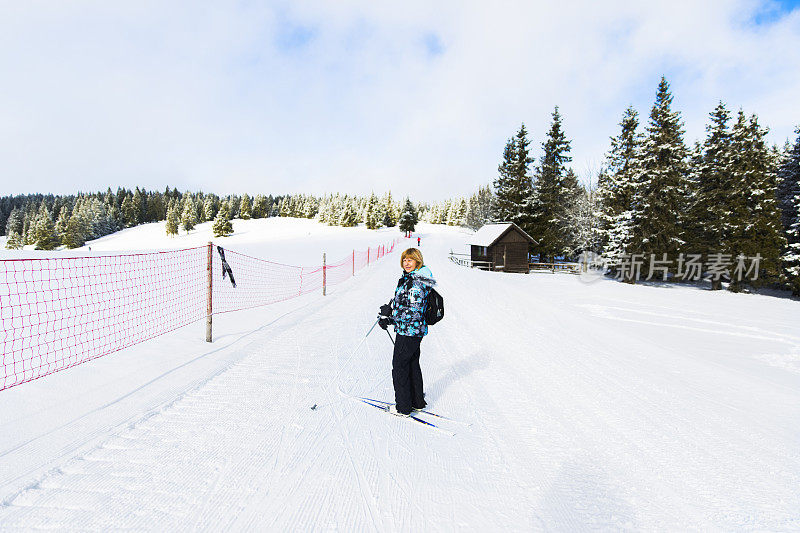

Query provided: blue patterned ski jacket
[391,265,435,338]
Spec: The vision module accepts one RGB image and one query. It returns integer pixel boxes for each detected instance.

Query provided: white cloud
[0,1,798,200]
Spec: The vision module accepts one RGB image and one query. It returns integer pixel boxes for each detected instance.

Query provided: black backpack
[424,288,444,325]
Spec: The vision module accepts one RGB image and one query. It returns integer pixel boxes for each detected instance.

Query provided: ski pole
[385,329,394,345]
[312,318,380,410]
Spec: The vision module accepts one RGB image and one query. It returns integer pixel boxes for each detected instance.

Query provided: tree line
[1,188,285,249]
[491,76,800,295]
[1,188,433,246]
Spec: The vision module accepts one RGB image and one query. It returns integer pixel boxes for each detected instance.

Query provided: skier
[417,236,421,247]
[378,248,436,417]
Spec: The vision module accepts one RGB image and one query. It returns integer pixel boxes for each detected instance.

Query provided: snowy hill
[1,219,799,530]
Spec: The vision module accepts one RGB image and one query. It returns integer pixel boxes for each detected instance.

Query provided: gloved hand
[378,303,393,330]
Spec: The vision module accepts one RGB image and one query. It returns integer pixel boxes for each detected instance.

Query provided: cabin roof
[469,222,537,247]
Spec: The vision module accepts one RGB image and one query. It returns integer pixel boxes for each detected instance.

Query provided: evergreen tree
[212,202,234,237]
[5,208,23,236]
[23,203,36,245]
[86,197,116,239]
[398,198,417,236]
[531,107,573,261]
[629,77,689,279]
[364,193,379,229]
[727,111,786,291]
[278,197,290,217]
[132,188,145,224]
[569,180,600,259]
[146,192,166,222]
[54,206,70,243]
[779,127,800,295]
[598,106,642,273]
[5,209,24,249]
[380,191,396,227]
[239,194,252,220]
[5,230,23,249]
[492,124,534,229]
[32,203,60,250]
[181,196,197,233]
[63,208,89,249]
[121,194,138,228]
[165,201,179,237]
[687,102,735,289]
[252,195,268,219]
[338,200,359,227]
[559,168,585,257]
[201,195,217,222]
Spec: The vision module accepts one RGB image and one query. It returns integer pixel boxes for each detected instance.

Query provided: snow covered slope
[1,220,799,530]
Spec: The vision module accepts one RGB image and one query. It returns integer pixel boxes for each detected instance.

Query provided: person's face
[402,256,417,273]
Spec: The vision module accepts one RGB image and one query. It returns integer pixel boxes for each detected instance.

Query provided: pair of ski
[356,396,468,436]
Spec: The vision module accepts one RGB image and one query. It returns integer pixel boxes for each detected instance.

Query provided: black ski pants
[392,334,425,414]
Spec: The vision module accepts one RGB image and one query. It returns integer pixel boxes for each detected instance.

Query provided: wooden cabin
[469,222,538,273]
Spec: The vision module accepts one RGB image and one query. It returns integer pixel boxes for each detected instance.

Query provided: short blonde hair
[400,248,424,269]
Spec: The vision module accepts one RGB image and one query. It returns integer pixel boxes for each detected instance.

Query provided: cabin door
[495,245,506,270]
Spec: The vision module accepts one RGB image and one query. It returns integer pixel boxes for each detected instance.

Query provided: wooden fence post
[206,241,213,343]
[323,253,327,296]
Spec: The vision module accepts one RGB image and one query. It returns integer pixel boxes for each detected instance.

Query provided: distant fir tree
[146,192,166,222]
[364,193,379,229]
[5,207,23,236]
[252,195,268,219]
[446,198,467,226]
[531,107,575,261]
[4,208,24,249]
[132,188,145,224]
[165,201,180,237]
[239,194,252,220]
[202,195,218,222]
[727,111,785,291]
[181,196,197,233]
[121,194,139,228]
[278,197,291,217]
[338,200,359,227]
[303,195,319,218]
[398,212,415,236]
[492,123,534,230]
[628,77,689,279]
[54,206,70,244]
[779,127,800,295]
[23,203,36,245]
[212,202,234,237]
[32,203,60,250]
[63,208,88,248]
[598,106,643,273]
[381,191,396,227]
[5,230,23,249]
[398,198,418,236]
[465,185,493,230]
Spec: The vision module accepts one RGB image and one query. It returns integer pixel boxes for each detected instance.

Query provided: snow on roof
[469,222,537,247]
[469,223,513,246]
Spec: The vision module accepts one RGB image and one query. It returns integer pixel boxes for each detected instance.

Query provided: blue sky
[0,1,799,200]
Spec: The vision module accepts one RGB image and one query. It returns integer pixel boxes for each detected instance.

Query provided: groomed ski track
[1,226,800,530]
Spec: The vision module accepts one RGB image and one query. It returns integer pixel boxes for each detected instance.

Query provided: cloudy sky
[1,1,799,200]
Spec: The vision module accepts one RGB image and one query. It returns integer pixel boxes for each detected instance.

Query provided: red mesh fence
[1,238,399,391]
